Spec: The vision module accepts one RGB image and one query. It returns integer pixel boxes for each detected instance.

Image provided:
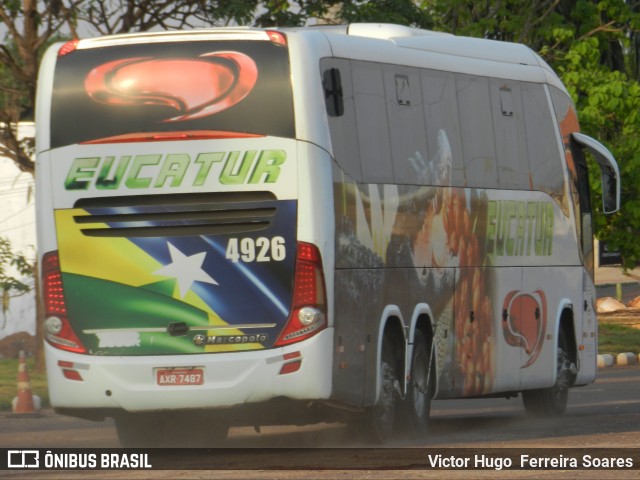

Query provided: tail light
[266,30,287,47]
[58,39,79,56]
[42,251,86,354]
[275,242,327,347]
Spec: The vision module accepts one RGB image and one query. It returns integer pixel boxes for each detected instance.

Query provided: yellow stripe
[56,209,162,287]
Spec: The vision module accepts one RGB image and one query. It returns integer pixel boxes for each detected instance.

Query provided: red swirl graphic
[84,51,258,122]
[502,289,547,368]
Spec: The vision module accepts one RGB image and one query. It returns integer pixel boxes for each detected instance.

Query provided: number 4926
[225,236,286,263]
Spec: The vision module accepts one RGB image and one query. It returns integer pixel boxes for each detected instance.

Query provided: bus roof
[64,23,565,92]
[307,23,562,89]
[73,27,272,49]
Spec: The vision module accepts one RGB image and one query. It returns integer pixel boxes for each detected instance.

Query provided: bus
[35,23,620,446]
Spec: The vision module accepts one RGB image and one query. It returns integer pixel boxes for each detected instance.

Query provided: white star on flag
[153,242,219,298]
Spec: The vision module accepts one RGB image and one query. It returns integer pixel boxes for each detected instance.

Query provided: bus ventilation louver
[73,192,278,238]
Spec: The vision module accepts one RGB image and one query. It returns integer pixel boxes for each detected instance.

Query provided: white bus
[36,23,620,445]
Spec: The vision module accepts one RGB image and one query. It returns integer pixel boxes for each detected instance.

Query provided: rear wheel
[402,330,434,438]
[522,329,573,416]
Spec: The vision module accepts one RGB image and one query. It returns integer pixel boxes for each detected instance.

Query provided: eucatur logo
[84,51,258,121]
[501,289,547,368]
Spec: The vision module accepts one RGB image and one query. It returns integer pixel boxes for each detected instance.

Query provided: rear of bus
[35,29,333,431]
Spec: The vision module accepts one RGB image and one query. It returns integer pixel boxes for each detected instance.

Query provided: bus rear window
[50,40,294,148]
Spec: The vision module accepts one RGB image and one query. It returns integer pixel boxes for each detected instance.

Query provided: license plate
[156,368,204,386]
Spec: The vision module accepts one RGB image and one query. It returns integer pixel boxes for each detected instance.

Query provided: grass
[0,325,638,411]
[598,323,640,356]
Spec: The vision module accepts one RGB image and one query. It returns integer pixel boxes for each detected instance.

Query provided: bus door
[570,132,621,381]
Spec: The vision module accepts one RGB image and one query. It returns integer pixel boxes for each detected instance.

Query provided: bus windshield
[50,40,295,149]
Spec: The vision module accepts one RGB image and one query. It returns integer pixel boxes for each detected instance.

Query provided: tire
[522,329,573,416]
[401,330,434,438]
[368,335,401,443]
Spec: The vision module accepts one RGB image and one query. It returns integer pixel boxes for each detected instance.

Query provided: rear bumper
[46,328,333,412]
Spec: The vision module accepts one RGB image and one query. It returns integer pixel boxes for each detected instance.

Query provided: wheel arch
[559,306,578,378]
[374,306,406,403]
[407,304,437,395]
[553,300,578,383]
[522,300,576,417]
[407,304,435,345]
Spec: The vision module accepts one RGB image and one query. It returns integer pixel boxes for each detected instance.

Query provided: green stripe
[63,273,210,355]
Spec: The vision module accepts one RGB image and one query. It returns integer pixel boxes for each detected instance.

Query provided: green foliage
[0,237,34,327]
[0,237,32,295]
[556,34,640,269]
[205,0,434,28]
[339,0,433,28]
[204,0,261,26]
[255,1,333,27]
[598,323,640,356]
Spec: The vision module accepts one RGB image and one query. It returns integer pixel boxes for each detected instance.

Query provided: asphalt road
[1,366,639,479]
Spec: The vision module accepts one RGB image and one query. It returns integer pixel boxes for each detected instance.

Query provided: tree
[0,236,33,329]
[0,0,82,173]
[77,0,208,35]
[336,0,433,27]
[558,37,640,270]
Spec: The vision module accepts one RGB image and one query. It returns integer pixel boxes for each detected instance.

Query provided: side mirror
[601,165,619,214]
[571,133,621,215]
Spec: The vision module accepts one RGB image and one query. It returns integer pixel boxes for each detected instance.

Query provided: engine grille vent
[73,192,278,238]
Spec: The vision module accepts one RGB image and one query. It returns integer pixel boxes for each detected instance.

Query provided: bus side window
[353,61,393,184]
[321,59,363,182]
[323,68,344,117]
[384,66,428,185]
[456,74,499,189]
[421,69,465,187]
[490,80,531,190]
[522,83,565,201]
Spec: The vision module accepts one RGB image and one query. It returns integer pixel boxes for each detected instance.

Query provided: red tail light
[58,39,79,57]
[42,251,86,354]
[275,242,327,347]
[266,30,287,47]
